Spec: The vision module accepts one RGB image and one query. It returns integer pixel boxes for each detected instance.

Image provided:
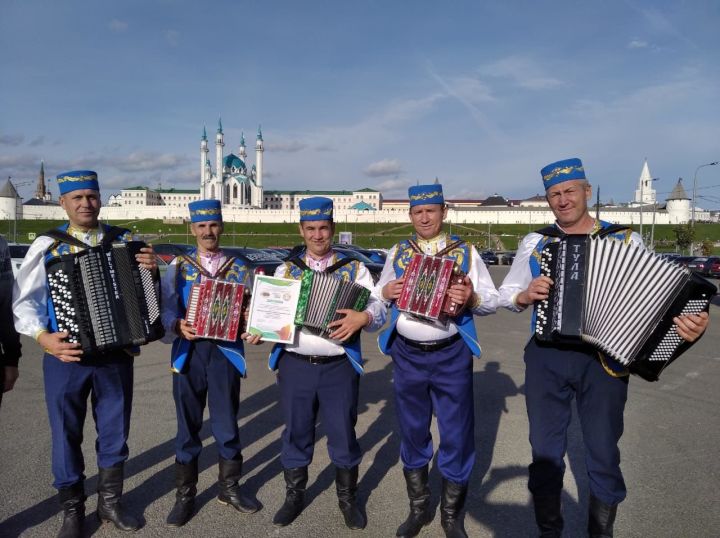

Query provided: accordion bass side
[185,279,245,342]
[396,253,466,321]
[46,241,163,355]
[535,235,716,381]
[294,270,370,338]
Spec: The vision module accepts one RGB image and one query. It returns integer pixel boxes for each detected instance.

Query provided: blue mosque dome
[223,153,246,171]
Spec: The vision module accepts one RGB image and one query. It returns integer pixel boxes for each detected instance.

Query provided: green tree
[673,224,695,254]
[701,240,713,256]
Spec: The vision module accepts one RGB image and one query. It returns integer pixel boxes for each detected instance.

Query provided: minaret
[634,158,656,205]
[215,117,224,201]
[35,160,47,200]
[255,124,264,188]
[200,126,209,197]
[239,131,247,163]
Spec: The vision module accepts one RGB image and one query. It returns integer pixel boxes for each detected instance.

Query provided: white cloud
[109,19,128,32]
[479,56,562,90]
[628,39,649,49]
[364,158,403,178]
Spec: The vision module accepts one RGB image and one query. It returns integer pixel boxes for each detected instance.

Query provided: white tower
[255,125,264,188]
[214,118,225,201]
[239,132,247,162]
[200,126,209,196]
[634,158,657,205]
[666,178,691,224]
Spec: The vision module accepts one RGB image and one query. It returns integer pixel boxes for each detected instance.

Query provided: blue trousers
[43,352,134,489]
[277,351,361,469]
[524,338,629,505]
[173,340,242,464]
[390,336,475,484]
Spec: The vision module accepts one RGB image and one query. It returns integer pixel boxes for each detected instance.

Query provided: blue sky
[1,0,719,208]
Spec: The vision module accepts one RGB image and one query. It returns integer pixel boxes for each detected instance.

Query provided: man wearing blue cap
[262,196,386,530]
[499,158,709,537]
[160,199,261,526]
[13,170,157,537]
[376,183,499,538]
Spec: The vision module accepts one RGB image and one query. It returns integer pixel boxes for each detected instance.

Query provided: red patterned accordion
[396,253,465,321]
[185,279,245,342]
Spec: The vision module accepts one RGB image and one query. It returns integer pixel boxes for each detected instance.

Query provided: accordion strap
[287,252,354,274]
[408,238,465,257]
[592,224,632,238]
[533,226,565,238]
[178,252,238,280]
[40,225,129,251]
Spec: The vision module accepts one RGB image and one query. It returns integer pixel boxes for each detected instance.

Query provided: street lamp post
[691,161,719,226]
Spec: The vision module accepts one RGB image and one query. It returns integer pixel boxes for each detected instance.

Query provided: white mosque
[200,119,264,207]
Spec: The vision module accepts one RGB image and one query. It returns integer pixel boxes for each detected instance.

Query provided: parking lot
[1,266,719,537]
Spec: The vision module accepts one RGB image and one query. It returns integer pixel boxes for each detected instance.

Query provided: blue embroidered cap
[299,196,333,221]
[541,158,586,190]
[189,199,222,223]
[408,184,444,207]
[56,170,100,195]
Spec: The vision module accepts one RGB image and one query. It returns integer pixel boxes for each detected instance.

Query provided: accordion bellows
[47,241,163,355]
[536,235,716,380]
[294,270,370,338]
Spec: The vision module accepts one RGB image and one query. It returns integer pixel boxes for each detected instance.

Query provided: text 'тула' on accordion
[294,270,370,338]
[396,253,466,322]
[535,235,716,381]
[185,279,245,342]
[46,241,163,355]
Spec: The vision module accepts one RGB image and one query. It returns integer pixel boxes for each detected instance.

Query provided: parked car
[480,250,499,266]
[673,255,696,268]
[223,247,285,276]
[260,247,292,260]
[497,251,516,265]
[334,244,387,264]
[8,243,30,277]
[687,256,720,278]
[332,247,384,283]
[152,243,193,263]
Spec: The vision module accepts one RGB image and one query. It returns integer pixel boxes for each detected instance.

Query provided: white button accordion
[46,241,163,356]
[535,235,716,381]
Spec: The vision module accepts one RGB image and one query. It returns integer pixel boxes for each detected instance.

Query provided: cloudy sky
[1,0,719,207]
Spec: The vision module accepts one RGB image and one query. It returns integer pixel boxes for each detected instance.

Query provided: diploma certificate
[246,275,302,343]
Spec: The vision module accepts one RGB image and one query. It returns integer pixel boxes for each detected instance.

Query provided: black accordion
[47,241,164,355]
[535,235,716,381]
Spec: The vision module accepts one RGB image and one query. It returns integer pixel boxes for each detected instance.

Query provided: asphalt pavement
[1,267,719,537]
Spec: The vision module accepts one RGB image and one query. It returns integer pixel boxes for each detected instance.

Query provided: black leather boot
[166,459,199,527]
[217,456,261,513]
[396,465,433,538]
[272,467,308,527]
[440,478,468,538]
[588,495,617,538]
[532,494,563,538]
[97,464,140,531]
[336,466,366,530]
[57,482,85,538]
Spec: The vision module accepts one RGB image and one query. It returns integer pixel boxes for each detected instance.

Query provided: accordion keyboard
[48,268,81,344]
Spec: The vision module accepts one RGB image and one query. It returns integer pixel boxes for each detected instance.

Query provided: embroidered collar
[414,232,447,255]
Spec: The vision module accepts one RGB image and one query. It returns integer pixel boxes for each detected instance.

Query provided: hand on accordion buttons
[176,319,198,340]
[518,275,554,307]
[447,276,474,307]
[135,246,158,274]
[38,331,82,362]
[382,277,405,301]
[674,312,709,343]
[328,309,370,341]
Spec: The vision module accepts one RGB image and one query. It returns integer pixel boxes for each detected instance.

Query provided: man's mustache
[201,234,217,240]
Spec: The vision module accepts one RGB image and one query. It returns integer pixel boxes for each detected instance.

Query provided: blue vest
[170,248,251,376]
[529,220,633,375]
[267,250,367,375]
[377,235,482,357]
[43,223,137,355]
